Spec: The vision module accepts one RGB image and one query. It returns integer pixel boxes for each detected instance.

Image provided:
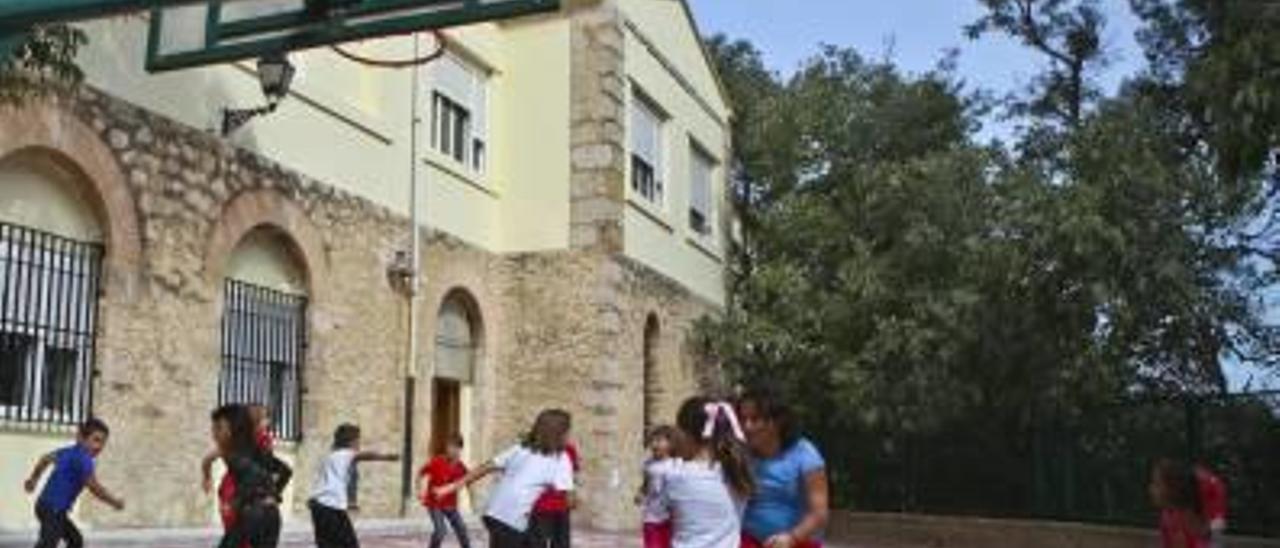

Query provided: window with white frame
[630,92,665,206]
[689,143,717,236]
[429,53,488,174]
[0,222,102,425]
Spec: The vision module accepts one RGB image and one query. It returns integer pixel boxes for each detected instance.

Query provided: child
[435,409,575,548]
[529,440,579,548]
[308,424,399,548]
[1150,459,1210,548]
[657,397,755,548]
[23,418,125,548]
[1195,465,1228,548]
[202,403,275,544]
[635,425,678,548]
[211,404,292,548]
[418,433,472,548]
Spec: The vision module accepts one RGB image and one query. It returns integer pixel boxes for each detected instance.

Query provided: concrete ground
[0,521,861,548]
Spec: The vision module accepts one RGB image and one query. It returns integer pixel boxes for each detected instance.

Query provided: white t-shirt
[659,459,745,548]
[642,458,675,524]
[310,448,357,510]
[485,445,575,532]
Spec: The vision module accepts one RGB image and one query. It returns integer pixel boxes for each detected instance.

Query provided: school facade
[0,0,730,533]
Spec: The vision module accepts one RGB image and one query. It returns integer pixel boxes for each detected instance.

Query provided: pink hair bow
[702,402,746,442]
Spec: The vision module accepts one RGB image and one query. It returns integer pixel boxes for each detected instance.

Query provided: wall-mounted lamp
[221,52,296,137]
[387,249,417,295]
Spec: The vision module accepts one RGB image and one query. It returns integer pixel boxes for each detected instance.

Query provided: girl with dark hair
[738,390,829,548]
[655,396,755,548]
[435,409,576,548]
[1151,459,1210,548]
[210,404,292,548]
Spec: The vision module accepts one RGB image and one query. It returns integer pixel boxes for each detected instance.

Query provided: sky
[686,0,1277,392]
[687,0,1145,98]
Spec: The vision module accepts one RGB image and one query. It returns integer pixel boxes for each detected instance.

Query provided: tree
[0,25,88,105]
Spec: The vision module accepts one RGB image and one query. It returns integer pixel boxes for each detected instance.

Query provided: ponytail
[676,397,756,498]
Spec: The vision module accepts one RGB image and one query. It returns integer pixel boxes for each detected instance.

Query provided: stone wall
[0,80,720,531]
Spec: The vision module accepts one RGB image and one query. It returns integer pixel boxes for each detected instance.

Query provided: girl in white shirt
[658,397,756,548]
[436,409,575,548]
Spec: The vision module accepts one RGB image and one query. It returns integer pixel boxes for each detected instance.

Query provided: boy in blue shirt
[23,418,125,548]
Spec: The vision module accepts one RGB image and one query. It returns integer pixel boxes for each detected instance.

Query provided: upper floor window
[630,92,665,206]
[689,143,717,237]
[430,53,488,174]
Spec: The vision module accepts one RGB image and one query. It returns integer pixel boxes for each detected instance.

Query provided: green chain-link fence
[828,391,1280,537]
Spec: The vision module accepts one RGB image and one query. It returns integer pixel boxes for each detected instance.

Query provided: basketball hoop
[328,29,448,69]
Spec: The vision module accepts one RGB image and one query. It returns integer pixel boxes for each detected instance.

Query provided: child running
[23,418,125,548]
[529,439,579,548]
[657,397,755,548]
[1150,458,1210,548]
[211,404,292,548]
[308,423,399,548]
[202,403,275,545]
[434,409,575,548]
[635,425,678,548]
[419,433,472,548]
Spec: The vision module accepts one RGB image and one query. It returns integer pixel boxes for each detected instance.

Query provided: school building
[0,0,730,533]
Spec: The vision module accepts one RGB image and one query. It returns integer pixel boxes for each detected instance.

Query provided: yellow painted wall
[226,229,308,295]
[619,2,731,306]
[495,18,572,252]
[75,18,510,252]
[0,430,76,532]
[0,154,103,242]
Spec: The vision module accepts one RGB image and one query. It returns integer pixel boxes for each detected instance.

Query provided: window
[429,54,488,174]
[630,92,665,205]
[689,144,717,236]
[0,222,103,425]
[434,294,477,384]
[219,280,307,441]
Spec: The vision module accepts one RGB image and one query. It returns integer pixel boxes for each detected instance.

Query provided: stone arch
[429,286,486,457]
[434,287,485,381]
[0,102,142,295]
[643,312,661,431]
[204,190,326,301]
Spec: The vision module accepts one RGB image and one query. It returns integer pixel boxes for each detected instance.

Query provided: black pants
[309,500,359,548]
[482,516,526,548]
[218,502,281,548]
[429,508,471,548]
[528,512,570,548]
[34,503,82,548]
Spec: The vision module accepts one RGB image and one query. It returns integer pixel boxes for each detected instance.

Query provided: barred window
[0,222,103,425]
[219,280,307,441]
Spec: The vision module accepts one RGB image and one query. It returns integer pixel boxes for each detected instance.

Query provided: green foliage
[0,25,88,106]
[699,0,1280,463]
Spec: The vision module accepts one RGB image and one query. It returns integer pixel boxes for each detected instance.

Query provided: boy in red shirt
[529,441,578,548]
[202,404,274,543]
[420,433,471,548]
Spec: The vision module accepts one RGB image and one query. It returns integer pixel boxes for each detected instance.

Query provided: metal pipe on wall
[399,30,425,516]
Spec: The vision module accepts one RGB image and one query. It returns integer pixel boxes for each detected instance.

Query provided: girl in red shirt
[1150,459,1210,548]
[420,433,472,548]
[202,404,274,546]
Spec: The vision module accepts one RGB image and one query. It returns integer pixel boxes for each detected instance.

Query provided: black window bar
[0,221,103,427]
[219,279,307,441]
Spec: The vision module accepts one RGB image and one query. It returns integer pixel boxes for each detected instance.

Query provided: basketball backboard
[146,0,559,72]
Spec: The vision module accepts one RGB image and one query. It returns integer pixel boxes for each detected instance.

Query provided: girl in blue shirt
[738,390,830,548]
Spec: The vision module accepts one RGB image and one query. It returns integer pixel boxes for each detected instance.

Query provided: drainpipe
[400,31,425,517]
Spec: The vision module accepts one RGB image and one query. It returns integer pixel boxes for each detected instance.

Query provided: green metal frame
[146,0,559,72]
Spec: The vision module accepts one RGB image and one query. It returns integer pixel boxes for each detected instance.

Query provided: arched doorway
[432,290,481,456]
[219,226,309,441]
[643,314,660,431]
[0,152,105,426]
